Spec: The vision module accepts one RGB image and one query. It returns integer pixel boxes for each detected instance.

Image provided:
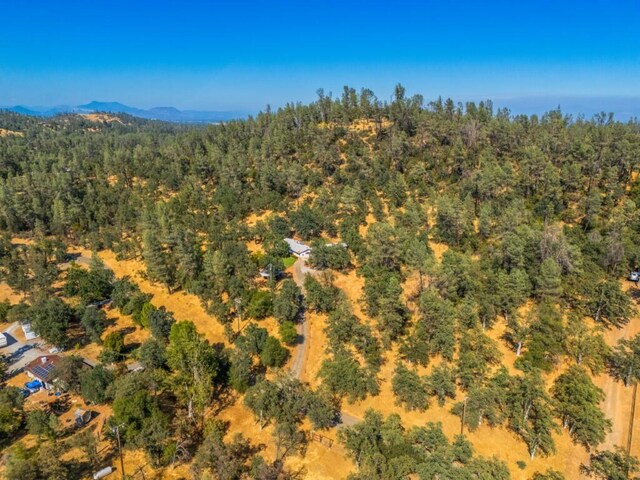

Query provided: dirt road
[600,282,640,453]
[289,257,363,429]
[290,257,311,379]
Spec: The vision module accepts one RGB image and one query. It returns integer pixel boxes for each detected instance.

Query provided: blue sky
[1,0,639,113]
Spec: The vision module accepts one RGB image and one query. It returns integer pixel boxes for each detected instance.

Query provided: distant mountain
[1,101,247,123]
[9,105,40,116]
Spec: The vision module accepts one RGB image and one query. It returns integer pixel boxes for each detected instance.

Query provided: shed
[75,408,92,427]
[126,361,145,373]
[21,323,38,340]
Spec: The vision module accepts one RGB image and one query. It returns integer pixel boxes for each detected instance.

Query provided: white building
[284,238,311,258]
[22,323,38,340]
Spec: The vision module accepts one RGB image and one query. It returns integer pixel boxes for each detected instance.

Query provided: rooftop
[284,238,311,255]
[25,355,61,383]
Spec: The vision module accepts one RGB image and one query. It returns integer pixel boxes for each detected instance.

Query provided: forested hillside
[1,86,640,479]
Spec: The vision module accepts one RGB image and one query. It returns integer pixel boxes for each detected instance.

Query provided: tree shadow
[123,342,141,355]
[66,252,82,262]
[117,326,137,337]
[103,315,118,329]
[209,388,238,416]
[628,284,640,302]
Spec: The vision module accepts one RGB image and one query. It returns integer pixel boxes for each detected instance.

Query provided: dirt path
[599,310,640,455]
[600,282,640,454]
[290,257,311,379]
[290,258,364,430]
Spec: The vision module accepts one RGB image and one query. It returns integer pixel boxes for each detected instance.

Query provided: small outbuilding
[74,408,92,427]
[126,361,145,373]
[22,323,38,340]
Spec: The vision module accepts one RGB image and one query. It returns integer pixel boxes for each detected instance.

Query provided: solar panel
[30,362,56,381]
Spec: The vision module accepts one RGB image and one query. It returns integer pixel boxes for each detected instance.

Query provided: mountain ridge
[1,101,247,123]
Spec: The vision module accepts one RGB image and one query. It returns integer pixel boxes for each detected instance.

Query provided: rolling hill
[0,101,246,123]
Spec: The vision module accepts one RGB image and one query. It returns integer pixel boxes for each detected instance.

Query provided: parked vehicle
[630,271,639,282]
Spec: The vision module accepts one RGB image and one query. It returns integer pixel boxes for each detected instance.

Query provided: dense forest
[1,86,640,479]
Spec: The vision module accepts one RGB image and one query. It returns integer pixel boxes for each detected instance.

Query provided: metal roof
[284,238,311,255]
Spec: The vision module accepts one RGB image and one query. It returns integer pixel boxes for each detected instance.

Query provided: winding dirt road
[289,257,361,428]
[290,257,311,379]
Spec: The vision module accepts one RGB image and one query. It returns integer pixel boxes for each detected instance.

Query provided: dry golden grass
[597,281,640,453]
[80,113,124,124]
[299,310,327,387]
[0,282,25,304]
[319,259,600,479]
[4,234,640,479]
[429,240,449,263]
[71,247,231,346]
[0,128,24,137]
[245,211,273,228]
[218,398,354,480]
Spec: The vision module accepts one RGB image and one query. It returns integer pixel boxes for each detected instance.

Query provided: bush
[260,336,289,368]
[99,331,125,363]
[80,365,114,404]
[273,280,301,323]
[228,350,252,393]
[30,298,73,348]
[148,307,175,341]
[6,303,28,324]
[246,290,273,320]
[0,301,11,322]
[137,338,167,370]
[309,242,351,270]
[63,256,114,305]
[391,362,428,411]
[305,275,341,313]
[80,306,106,344]
[235,323,268,356]
[279,321,298,345]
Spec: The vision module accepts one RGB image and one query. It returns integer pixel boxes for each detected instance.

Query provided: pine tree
[586,280,632,328]
[608,334,640,387]
[552,365,611,449]
[536,257,563,299]
[508,372,559,459]
[392,362,429,411]
[427,363,457,406]
[143,223,174,292]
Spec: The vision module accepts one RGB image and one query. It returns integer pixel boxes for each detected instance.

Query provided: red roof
[25,355,62,382]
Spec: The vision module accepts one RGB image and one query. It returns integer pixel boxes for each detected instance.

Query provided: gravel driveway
[1,322,47,377]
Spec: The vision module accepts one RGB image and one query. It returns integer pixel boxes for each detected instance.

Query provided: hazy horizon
[4,94,640,122]
[2,0,639,117]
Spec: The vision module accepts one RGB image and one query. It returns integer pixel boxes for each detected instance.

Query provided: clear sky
[1,0,639,112]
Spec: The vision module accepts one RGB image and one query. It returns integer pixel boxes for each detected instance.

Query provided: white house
[284,238,311,259]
